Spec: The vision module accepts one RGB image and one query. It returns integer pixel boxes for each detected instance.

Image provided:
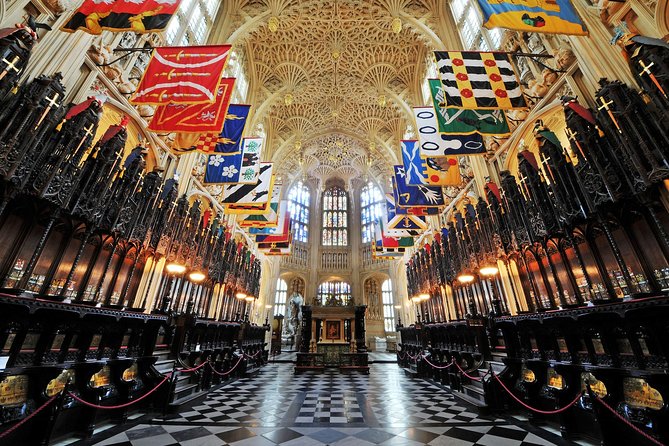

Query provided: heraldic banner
[434,51,527,110]
[428,79,510,135]
[477,0,587,36]
[62,0,182,35]
[131,45,232,105]
[149,78,235,133]
[412,107,485,158]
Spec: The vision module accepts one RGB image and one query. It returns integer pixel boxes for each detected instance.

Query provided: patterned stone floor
[75,363,583,446]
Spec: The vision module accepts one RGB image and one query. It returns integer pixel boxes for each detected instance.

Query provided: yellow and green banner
[477,0,587,35]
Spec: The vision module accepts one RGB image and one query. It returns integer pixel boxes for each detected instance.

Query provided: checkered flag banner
[195,134,220,154]
[434,51,527,110]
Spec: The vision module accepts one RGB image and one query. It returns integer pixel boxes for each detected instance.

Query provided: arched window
[449,0,503,50]
[274,279,288,316]
[318,281,351,305]
[322,187,348,246]
[382,279,395,332]
[165,0,221,46]
[287,181,310,243]
[360,181,384,244]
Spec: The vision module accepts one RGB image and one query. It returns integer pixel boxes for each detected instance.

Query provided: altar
[296,298,369,373]
[311,304,356,340]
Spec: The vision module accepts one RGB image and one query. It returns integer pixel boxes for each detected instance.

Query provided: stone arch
[502,101,566,175]
[96,98,163,172]
[186,192,217,220]
[657,0,669,37]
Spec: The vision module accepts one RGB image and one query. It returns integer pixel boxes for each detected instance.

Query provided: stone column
[24,13,95,93]
[307,186,320,301]
[568,0,638,98]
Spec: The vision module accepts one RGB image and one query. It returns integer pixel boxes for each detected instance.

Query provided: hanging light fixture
[418,293,430,301]
[235,292,247,299]
[479,264,499,276]
[244,296,255,303]
[411,296,421,303]
[457,271,475,284]
[188,271,206,282]
[165,262,186,274]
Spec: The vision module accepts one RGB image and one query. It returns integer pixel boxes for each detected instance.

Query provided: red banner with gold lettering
[148,78,235,133]
[131,45,231,105]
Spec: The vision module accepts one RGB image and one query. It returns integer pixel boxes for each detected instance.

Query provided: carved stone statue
[288,292,303,327]
[284,292,303,350]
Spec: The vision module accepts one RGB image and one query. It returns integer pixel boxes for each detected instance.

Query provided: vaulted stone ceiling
[213,0,456,189]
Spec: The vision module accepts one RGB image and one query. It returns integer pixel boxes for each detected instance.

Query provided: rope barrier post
[163,364,178,417]
[0,395,59,442]
[594,393,666,446]
[40,378,70,446]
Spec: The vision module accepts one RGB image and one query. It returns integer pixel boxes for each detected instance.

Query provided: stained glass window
[322,187,348,246]
[382,280,396,332]
[287,181,310,243]
[360,182,384,244]
[274,279,288,316]
[318,281,352,305]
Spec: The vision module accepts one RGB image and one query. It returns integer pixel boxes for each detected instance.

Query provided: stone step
[467,376,485,390]
[169,388,207,410]
[154,350,171,361]
[488,361,507,373]
[453,387,488,410]
[461,383,487,407]
[154,359,175,373]
[173,383,198,401]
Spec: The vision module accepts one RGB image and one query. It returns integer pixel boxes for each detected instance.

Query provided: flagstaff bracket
[95,47,155,68]
[509,52,566,74]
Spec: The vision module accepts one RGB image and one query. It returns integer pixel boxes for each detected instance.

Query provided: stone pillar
[350,183,362,301]
[568,0,638,99]
[307,187,321,301]
[23,13,95,94]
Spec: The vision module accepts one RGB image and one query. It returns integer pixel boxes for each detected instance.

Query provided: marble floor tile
[78,363,577,446]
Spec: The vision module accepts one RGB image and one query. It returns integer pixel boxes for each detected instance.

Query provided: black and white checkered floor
[85,363,580,445]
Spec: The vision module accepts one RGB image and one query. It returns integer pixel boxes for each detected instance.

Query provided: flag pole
[507,52,566,73]
[96,47,155,67]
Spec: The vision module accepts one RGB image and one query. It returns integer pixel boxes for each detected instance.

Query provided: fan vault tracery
[211,0,452,189]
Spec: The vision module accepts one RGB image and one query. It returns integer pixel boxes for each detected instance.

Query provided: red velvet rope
[595,395,666,446]
[0,395,59,439]
[208,356,244,376]
[177,361,209,373]
[420,355,455,370]
[402,354,666,443]
[67,376,169,410]
[453,359,490,382]
[244,350,262,358]
[492,372,583,415]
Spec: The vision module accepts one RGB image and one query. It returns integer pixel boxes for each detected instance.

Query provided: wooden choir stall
[397,42,669,446]
[0,23,269,445]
